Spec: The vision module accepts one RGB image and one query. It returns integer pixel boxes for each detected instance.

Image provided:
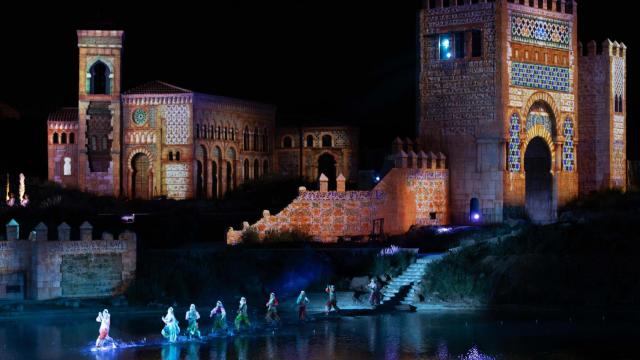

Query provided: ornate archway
[131,153,151,200]
[524,137,555,223]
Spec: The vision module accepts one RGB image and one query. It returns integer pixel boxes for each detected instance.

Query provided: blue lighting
[472,213,481,222]
[374,176,381,182]
[441,39,450,49]
[446,52,452,59]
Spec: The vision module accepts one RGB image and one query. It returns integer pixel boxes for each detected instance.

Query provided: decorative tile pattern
[163,105,190,145]
[612,115,625,186]
[511,62,571,93]
[509,113,521,172]
[562,118,575,172]
[164,163,189,199]
[613,57,625,98]
[526,111,553,135]
[510,13,571,50]
[407,170,448,226]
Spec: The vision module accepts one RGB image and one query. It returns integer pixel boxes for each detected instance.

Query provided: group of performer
[94,284,359,347]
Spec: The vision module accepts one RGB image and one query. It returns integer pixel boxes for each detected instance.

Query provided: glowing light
[375,176,381,182]
[441,39,450,49]
[436,227,452,234]
[472,213,480,221]
[446,52,452,59]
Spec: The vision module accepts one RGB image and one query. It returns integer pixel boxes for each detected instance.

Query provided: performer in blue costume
[161,307,180,343]
[185,304,202,339]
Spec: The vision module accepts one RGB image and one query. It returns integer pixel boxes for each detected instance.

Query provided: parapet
[3,219,133,242]
[579,39,627,58]
[424,0,575,14]
[391,138,446,170]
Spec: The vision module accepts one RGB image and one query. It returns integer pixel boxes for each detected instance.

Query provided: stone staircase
[381,254,443,306]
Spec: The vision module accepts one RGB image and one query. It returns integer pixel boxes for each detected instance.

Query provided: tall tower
[578,40,627,192]
[418,0,579,224]
[77,30,123,196]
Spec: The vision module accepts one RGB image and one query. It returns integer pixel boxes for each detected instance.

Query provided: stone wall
[578,40,627,193]
[0,220,136,301]
[227,152,448,244]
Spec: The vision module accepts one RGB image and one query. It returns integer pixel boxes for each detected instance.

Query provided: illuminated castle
[418,0,627,224]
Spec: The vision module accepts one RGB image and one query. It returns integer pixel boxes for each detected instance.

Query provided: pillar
[57,222,71,241]
[6,219,19,241]
[319,173,329,192]
[337,173,346,192]
[80,221,93,241]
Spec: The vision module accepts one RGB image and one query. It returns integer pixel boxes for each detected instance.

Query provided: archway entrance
[131,153,150,200]
[524,137,554,223]
[211,160,218,199]
[318,153,337,190]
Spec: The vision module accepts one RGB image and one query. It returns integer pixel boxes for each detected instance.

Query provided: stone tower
[76,30,123,196]
[418,0,579,224]
[578,40,627,193]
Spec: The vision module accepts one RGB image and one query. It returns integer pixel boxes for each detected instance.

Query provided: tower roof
[47,108,78,122]
[124,81,192,95]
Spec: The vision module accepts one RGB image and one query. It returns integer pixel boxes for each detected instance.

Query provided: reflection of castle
[419,0,627,223]
[47,31,358,200]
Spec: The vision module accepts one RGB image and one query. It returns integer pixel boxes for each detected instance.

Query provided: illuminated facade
[418,0,627,224]
[47,31,358,200]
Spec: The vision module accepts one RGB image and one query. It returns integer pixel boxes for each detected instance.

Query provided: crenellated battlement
[579,39,627,58]
[423,0,575,14]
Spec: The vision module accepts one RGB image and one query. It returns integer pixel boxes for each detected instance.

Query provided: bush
[241,227,260,244]
[263,228,313,243]
[371,250,416,277]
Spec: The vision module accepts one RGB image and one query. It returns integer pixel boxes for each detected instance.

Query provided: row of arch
[52,132,75,145]
[243,127,269,152]
[195,123,236,141]
[281,134,334,149]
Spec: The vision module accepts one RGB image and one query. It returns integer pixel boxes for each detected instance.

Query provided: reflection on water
[0,310,637,359]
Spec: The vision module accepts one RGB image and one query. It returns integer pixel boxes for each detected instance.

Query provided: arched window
[263,128,268,152]
[508,113,521,172]
[169,151,174,161]
[306,135,314,147]
[216,126,221,139]
[244,159,250,181]
[563,118,575,172]
[89,61,110,95]
[263,159,269,176]
[243,127,250,150]
[254,159,260,179]
[224,127,228,140]
[283,136,293,149]
[69,133,75,144]
[230,127,235,141]
[90,136,97,151]
[253,127,259,151]
[61,133,67,144]
[53,133,59,144]
[101,136,108,151]
[175,151,181,161]
[322,134,332,147]
[470,198,480,222]
[196,124,201,139]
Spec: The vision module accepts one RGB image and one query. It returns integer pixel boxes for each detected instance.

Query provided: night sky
[0,2,636,179]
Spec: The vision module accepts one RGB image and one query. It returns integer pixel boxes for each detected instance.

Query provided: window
[69,133,75,144]
[243,127,250,150]
[254,159,260,179]
[306,135,314,147]
[439,33,453,60]
[196,124,200,139]
[244,159,250,181]
[216,126,221,139]
[472,30,483,57]
[263,128,268,152]
[169,151,174,161]
[175,151,181,161]
[89,61,110,95]
[90,136,97,151]
[253,127,259,151]
[263,159,269,175]
[61,133,67,144]
[322,135,332,147]
[63,157,72,175]
[224,127,228,140]
[283,136,293,148]
[53,133,59,144]
[429,212,437,220]
[454,31,465,59]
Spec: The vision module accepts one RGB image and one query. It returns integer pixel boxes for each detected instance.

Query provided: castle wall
[227,163,448,244]
[578,40,627,193]
[418,1,502,224]
[0,221,136,301]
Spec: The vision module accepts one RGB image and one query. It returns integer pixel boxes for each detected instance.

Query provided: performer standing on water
[368,278,381,306]
[296,290,310,321]
[185,304,202,339]
[234,297,251,331]
[265,292,280,323]
[95,309,115,349]
[210,300,227,332]
[161,307,180,343]
[325,284,340,315]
